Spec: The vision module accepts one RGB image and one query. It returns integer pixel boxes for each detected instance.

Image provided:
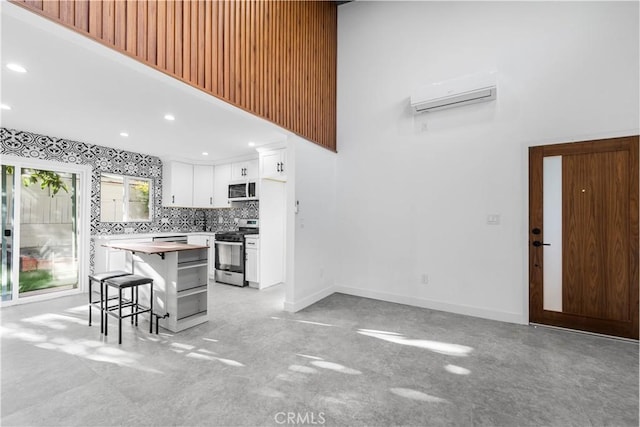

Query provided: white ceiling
[0,1,288,163]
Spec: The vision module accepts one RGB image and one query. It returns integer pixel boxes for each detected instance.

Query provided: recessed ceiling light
[164,114,175,121]
[248,142,256,147]
[6,63,27,73]
[120,132,129,137]
[0,104,11,110]
[202,152,209,156]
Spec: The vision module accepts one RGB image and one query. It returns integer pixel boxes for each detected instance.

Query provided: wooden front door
[529,136,639,339]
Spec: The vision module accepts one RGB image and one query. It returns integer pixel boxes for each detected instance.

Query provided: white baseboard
[259,281,282,290]
[283,286,336,313]
[334,284,526,325]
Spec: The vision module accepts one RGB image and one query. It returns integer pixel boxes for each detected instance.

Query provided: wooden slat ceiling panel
[11,0,337,151]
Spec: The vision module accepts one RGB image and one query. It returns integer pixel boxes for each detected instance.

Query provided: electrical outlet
[421,274,429,285]
[124,227,134,234]
[218,217,223,224]
[161,218,169,224]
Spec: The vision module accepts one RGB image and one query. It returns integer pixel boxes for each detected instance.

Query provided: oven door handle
[214,241,243,246]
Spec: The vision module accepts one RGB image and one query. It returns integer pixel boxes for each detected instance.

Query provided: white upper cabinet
[192,165,215,208]
[163,158,258,208]
[231,159,259,181]
[163,161,194,207]
[213,163,232,208]
[260,149,287,181]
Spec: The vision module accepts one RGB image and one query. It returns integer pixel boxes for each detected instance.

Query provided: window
[100,174,152,222]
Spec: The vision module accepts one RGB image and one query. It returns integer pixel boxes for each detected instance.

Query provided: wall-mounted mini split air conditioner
[410,71,497,113]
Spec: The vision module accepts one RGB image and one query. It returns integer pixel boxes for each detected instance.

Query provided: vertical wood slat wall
[12,0,338,152]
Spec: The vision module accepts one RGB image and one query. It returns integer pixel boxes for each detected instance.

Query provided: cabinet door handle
[210,197,212,204]
[280,162,284,173]
[172,195,175,203]
[277,162,281,172]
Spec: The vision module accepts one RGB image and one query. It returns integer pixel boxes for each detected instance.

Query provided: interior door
[529,136,639,339]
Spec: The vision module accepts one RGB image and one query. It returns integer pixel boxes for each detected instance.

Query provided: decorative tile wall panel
[1,127,259,270]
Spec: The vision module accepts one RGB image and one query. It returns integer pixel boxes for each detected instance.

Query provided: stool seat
[106,275,154,288]
[89,270,131,281]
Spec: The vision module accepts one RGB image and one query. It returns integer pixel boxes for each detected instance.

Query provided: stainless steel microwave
[228,181,258,201]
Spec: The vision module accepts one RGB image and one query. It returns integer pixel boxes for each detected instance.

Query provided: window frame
[100,173,153,223]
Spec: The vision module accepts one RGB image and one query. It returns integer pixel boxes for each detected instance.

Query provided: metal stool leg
[149,281,154,334]
[104,284,108,336]
[88,276,93,327]
[134,286,139,326]
[118,287,123,345]
[99,280,104,334]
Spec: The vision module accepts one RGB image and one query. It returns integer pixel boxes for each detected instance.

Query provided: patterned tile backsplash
[0,127,258,235]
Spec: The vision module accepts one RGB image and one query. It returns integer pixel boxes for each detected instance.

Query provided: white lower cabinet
[187,234,216,280]
[245,236,259,287]
[93,237,153,273]
[133,248,209,333]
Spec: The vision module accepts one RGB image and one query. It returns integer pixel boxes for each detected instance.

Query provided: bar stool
[104,275,154,344]
[88,270,131,333]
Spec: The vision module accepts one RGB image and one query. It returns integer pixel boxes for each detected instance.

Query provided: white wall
[287,136,338,311]
[335,1,639,323]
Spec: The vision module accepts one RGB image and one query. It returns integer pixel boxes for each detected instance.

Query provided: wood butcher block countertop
[105,241,209,254]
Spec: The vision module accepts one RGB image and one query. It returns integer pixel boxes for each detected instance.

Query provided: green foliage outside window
[5,166,69,195]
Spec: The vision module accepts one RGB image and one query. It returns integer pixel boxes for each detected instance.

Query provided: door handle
[532,241,551,247]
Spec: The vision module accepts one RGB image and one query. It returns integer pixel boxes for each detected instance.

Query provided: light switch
[487,214,500,225]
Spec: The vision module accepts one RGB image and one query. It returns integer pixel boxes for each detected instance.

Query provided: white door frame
[1,155,91,306]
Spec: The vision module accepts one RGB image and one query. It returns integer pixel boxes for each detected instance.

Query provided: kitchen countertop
[105,241,209,254]
[91,231,218,240]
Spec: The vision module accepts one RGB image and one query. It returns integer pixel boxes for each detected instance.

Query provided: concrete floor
[1,283,638,426]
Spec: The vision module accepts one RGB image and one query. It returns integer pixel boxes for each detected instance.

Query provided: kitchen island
[105,241,210,332]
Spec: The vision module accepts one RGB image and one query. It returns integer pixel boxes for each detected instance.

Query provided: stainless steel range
[214,219,259,286]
